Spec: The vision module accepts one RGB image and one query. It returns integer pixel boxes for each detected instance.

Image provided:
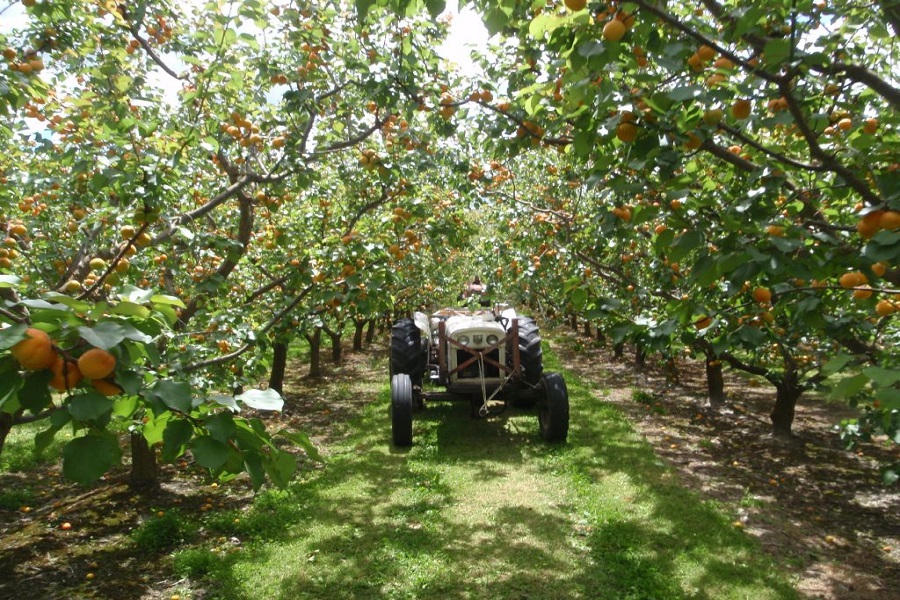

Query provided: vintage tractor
[389,305,569,447]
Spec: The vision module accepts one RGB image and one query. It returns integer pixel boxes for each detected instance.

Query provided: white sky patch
[438,1,489,78]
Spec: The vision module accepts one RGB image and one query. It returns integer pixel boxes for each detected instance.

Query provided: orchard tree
[0,0,469,488]
[435,0,899,449]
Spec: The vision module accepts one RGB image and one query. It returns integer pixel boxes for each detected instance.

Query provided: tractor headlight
[486,334,499,346]
[457,335,470,345]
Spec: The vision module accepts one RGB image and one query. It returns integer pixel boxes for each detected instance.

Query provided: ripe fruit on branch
[731,99,752,120]
[602,19,626,42]
[876,300,896,317]
[91,378,123,396]
[564,0,586,11]
[751,287,772,304]
[616,122,638,143]
[11,328,56,370]
[77,348,116,380]
[49,356,83,391]
[839,271,867,289]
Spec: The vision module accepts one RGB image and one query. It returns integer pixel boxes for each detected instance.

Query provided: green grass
[0,418,72,474]
[177,342,799,600]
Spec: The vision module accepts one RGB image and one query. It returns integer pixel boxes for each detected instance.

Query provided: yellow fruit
[78,348,116,380]
[837,117,852,131]
[49,356,83,391]
[11,328,56,370]
[602,19,627,42]
[703,108,724,125]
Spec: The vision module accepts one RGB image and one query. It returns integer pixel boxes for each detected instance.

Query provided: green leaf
[243,453,266,491]
[237,388,284,411]
[150,294,186,308]
[831,373,868,399]
[763,38,791,65]
[263,448,297,488]
[822,354,854,376]
[668,230,704,262]
[162,418,193,462]
[874,387,900,410]
[0,323,28,350]
[863,367,900,388]
[68,392,114,421]
[0,274,21,288]
[148,380,193,413]
[19,370,52,413]
[666,85,703,101]
[205,411,236,443]
[62,433,122,485]
[277,429,323,463]
[191,436,230,470]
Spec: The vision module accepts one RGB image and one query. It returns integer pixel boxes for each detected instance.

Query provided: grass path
[194,344,799,600]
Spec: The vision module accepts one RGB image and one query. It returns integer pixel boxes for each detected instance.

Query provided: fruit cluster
[10,328,122,395]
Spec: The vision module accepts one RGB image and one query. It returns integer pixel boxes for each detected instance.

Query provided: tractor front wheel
[390,373,414,447]
[537,372,569,443]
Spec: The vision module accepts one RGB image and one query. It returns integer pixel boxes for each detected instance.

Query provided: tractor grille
[456,348,501,379]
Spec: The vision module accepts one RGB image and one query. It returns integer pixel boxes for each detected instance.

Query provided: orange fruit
[857,211,884,239]
[871,262,888,277]
[11,328,56,370]
[862,118,878,135]
[564,0,586,10]
[602,19,627,42]
[49,356,83,391]
[77,348,116,380]
[91,378,123,397]
[697,45,716,61]
[731,99,752,120]
[879,210,900,231]
[766,224,785,237]
[852,286,873,300]
[876,300,896,317]
[752,287,772,304]
[839,271,866,289]
[694,316,712,330]
[837,118,852,131]
[616,122,638,143]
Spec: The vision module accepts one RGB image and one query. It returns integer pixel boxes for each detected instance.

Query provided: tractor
[388,304,569,446]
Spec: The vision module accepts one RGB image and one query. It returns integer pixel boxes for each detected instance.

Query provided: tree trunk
[582,320,592,337]
[129,430,159,491]
[635,343,647,369]
[268,341,287,394]
[613,342,624,359]
[595,326,605,344]
[304,328,322,378]
[771,378,802,437]
[0,411,14,456]
[705,358,725,405]
[365,319,377,345]
[328,330,342,364]
[353,320,365,352]
[568,314,578,330]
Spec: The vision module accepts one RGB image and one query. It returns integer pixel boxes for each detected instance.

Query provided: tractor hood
[444,313,505,344]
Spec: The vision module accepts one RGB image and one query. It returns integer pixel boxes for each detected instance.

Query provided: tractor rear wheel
[538,372,569,443]
[390,373,413,447]
[390,318,424,387]
[516,317,543,386]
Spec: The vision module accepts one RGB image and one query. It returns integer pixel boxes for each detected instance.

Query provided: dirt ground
[554,329,900,600]
[1,336,898,600]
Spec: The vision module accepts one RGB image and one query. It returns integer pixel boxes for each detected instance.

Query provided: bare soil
[1,336,898,600]
[553,329,900,600]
